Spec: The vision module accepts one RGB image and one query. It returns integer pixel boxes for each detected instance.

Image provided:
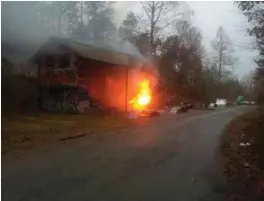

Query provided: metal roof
[31,37,147,67]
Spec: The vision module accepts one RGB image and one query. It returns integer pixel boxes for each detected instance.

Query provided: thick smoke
[1,1,145,61]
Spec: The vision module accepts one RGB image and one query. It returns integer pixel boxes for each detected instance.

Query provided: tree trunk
[80,2,83,37]
[218,34,223,83]
[58,15,62,36]
[149,2,155,56]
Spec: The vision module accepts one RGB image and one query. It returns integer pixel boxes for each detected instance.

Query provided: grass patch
[2,113,148,153]
[221,107,264,200]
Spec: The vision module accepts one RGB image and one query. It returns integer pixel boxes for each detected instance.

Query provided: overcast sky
[114,1,258,79]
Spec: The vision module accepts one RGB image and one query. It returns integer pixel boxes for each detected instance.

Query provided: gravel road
[2,106,250,201]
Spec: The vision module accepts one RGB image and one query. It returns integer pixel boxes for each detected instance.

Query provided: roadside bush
[2,58,39,114]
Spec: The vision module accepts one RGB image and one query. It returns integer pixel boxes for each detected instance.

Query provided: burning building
[31,37,158,114]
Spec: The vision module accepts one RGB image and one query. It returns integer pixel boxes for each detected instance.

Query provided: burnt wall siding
[37,53,131,112]
[76,57,128,111]
[38,53,77,86]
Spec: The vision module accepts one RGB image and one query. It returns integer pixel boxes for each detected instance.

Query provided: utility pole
[125,67,129,113]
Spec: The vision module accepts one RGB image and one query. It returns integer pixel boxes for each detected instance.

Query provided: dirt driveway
[2,107,250,201]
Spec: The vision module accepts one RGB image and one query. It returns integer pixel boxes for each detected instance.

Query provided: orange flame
[129,79,152,110]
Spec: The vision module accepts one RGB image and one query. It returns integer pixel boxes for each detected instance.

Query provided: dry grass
[2,113,143,153]
[221,107,264,200]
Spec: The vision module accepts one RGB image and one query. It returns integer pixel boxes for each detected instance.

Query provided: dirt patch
[221,107,264,200]
[2,113,152,154]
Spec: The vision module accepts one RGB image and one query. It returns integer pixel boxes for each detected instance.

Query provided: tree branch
[140,1,151,20]
[154,2,164,25]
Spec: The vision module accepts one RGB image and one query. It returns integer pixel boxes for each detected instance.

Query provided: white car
[216,98,227,106]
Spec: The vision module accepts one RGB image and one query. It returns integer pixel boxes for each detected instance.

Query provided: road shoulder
[221,107,264,200]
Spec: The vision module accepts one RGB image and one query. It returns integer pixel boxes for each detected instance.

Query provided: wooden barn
[31,37,156,114]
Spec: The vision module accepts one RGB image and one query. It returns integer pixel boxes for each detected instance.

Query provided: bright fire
[129,79,152,110]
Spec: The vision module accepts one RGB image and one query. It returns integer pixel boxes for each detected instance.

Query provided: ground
[221,107,264,200]
[2,106,251,201]
[2,113,149,154]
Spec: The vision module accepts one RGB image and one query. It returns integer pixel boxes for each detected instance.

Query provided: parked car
[216,98,227,106]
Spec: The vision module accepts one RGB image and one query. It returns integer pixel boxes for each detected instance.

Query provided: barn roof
[31,37,148,67]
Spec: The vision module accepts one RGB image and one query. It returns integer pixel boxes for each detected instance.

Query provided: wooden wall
[37,51,153,113]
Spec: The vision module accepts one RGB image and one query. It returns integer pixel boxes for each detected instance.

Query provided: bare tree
[236,1,264,103]
[211,26,236,82]
[139,1,180,56]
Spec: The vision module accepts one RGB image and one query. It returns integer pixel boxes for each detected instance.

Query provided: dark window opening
[59,54,70,69]
[46,55,55,68]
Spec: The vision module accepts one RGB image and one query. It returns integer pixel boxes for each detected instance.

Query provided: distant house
[30,37,155,114]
